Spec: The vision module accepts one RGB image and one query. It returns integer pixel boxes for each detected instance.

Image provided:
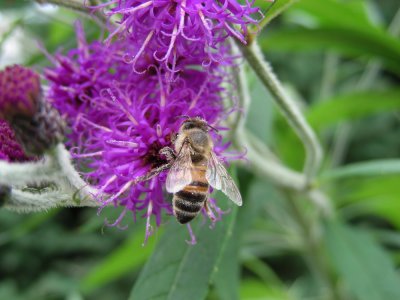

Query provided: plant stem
[237,129,306,190]
[0,144,99,212]
[237,40,323,184]
[232,47,333,215]
[319,53,338,101]
[4,188,99,213]
[283,190,340,300]
[34,0,108,25]
[52,144,98,198]
[0,158,57,187]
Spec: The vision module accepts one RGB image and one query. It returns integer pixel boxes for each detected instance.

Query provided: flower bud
[0,65,65,156]
[0,65,40,120]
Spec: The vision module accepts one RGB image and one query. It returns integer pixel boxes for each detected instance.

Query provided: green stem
[34,0,108,25]
[283,190,340,300]
[237,40,323,184]
[236,129,306,190]
[319,53,339,101]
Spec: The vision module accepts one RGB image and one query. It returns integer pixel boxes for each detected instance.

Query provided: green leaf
[292,0,378,31]
[0,1,31,10]
[263,0,400,72]
[263,27,400,74]
[240,280,293,300]
[129,193,238,300]
[320,159,400,181]
[212,168,266,300]
[325,221,400,300]
[307,90,400,130]
[80,230,158,294]
[212,234,240,300]
[330,175,400,228]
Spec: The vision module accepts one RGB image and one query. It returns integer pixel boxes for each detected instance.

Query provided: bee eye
[183,122,196,130]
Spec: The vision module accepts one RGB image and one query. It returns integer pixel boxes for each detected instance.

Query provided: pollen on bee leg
[186,223,197,246]
[142,200,154,246]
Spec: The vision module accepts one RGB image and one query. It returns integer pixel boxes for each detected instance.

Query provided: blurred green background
[1,0,400,299]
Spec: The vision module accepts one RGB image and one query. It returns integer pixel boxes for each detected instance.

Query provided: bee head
[178,116,218,133]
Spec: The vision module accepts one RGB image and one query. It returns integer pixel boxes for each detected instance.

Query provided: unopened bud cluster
[0,65,64,156]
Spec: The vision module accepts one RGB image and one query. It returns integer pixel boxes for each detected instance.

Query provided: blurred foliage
[1,0,400,299]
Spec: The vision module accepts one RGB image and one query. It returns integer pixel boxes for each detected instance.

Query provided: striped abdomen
[173,162,209,224]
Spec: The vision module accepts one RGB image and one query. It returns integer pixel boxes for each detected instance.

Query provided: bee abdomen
[176,190,206,203]
[173,190,206,224]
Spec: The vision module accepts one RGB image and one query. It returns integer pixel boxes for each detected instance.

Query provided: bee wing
[166,143,193,193]
[206,152,242,206]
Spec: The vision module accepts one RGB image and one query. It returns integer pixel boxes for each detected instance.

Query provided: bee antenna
[175,115,190,120]
[207,124,219,132]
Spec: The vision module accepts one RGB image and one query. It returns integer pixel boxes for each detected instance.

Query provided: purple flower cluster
[46,0,259,242]
[92,0,260,71]
[0,65,39,162]
[0,65,41,120]
[0,120,29,162]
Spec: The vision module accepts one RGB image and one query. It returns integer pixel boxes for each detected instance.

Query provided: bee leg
[159,146,176,162]
[171,133,178,143]
[204,200,217,223]
[134,162,173,183]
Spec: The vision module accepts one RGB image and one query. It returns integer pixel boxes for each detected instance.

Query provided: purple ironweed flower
[45,23,238,243]
[0,120,30,162]
[90,0,261,71]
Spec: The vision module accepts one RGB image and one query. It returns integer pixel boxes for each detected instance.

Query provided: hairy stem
[3,188,99,213]
[230,49,306,190]
[238,40,323,184]
[0,158,57,187]
[237,129,306,190]
[0,144,99,212]
[232,48,332,215]
[52,144,98,198]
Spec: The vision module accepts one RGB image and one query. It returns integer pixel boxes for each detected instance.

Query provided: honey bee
[136,117,242,224]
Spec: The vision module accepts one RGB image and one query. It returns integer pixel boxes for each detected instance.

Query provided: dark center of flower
[143,141,168,168]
